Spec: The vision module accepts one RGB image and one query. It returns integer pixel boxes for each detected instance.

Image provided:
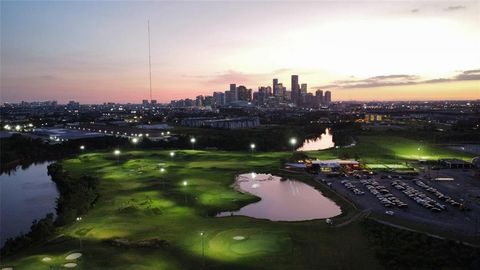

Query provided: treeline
[1,163,99,256]
[1,214,55,256]
[171,123,359,152]
[48,163,99,225]
[362,219,480,269]
[0,134,129,172]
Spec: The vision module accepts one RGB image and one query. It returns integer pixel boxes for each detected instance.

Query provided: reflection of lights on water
[251,172,256,179]
[252,183,260,189]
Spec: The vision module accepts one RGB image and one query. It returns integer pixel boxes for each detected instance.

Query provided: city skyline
[1,1,479,103]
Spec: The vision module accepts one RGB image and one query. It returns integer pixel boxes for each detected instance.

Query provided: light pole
[200,231,205,267]
[290,138,297,152]
[76,217,83,249]
[250,143,256,155]
[114,149,121,164]
[170,151,175,158]
[190,138,196,150]
[131,137,139,148]
[79,145,85,151]
[183,180,188,204]
[160,167,165,173]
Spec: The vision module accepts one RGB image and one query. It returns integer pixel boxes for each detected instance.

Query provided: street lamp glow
[80,145,85,150]
[160,168,165,172]
[15,125,21,131]
[170,151,175,157]
[190,137,196,149]
[250,143,256,149]
[76,217,82,221]
[4,124,11,130]
[290,138,297,145]
[131,137,139,144]
[183,180,188,186]
[114,149,121,155]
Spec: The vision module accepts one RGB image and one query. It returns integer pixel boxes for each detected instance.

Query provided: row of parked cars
[391,180,445,212]
[360,179,408,208]
[414,180,466,209]
[340,180,365,195]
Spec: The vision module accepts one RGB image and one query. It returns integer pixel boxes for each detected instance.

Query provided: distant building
[203,96,214,107]
[225,90,236,104]
[151,100,157,105]
[195,95,204,107]
[315,90,324,106]
[273,78,279,96]
[230,84,237,101]
[181,117,260,129]
[324,91,332,104]
[291,75,300,105]
[142,99,149,106]
[213,92,225,106]
[237,85,252,101]
[301,83,307,95]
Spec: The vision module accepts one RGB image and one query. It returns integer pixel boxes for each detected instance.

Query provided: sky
[1,0,479,103]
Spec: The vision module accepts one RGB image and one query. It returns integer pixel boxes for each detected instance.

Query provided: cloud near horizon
[315,69,480,90]
[445,5,466,11]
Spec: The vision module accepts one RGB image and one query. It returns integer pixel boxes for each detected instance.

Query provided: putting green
[209,228,291,257]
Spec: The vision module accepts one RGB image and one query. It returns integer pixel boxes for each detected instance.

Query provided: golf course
[1,135,476,269]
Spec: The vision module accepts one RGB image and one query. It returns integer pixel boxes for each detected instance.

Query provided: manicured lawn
[307,135,474,163]
[1,150,380,269]
[4,136,469,269]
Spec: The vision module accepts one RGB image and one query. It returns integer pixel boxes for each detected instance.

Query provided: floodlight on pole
[170,151,175,157]
[290,138,297,152]
[183,180,188,205]
[190,137,196,149]
[250,143,256,155]
[76,216,83,249]
[80,145,85,150]
[200,231,205,267]
[114,149,121,163]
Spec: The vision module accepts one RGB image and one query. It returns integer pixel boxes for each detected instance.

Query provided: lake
[0,162,58,246]
[297,128,335,151]
[217,173,341,221]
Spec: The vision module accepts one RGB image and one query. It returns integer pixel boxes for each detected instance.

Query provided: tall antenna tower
[148,20,152,101]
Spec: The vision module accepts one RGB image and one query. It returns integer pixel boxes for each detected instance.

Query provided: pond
[0,162,58,246]
[217,173,341,221]
[297,128,335,151]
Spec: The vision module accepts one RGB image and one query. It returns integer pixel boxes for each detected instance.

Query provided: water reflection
[217,173,341,221]
[297,128,335,151]
[0,162,58,246]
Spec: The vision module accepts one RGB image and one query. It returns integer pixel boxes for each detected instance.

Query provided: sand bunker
[64,263,77,268]
[42,257,52,262]
[65,253,82,260]
[233,236,245,240]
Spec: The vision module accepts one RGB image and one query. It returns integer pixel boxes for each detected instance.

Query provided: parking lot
[318,169,480,235]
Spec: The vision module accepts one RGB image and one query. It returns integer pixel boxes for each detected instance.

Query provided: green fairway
[209,228,291,258]
[307,135,474,163]
[7,133,471,269]
[1,149,381,269]
[4,135,470,269]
